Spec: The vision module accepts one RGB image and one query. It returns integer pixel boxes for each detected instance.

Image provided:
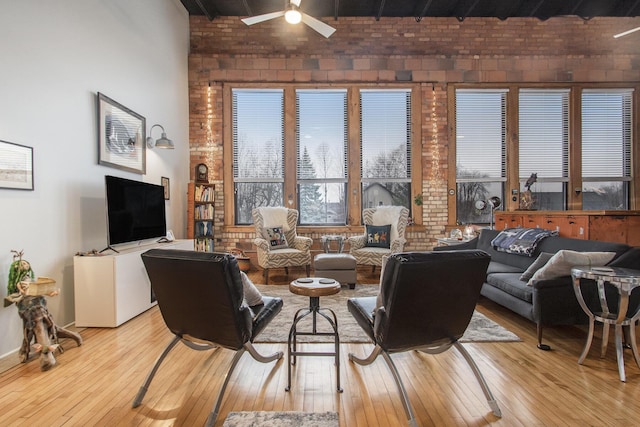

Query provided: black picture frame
[0,140,34,191]
[161,176,170,200]
[97,92,146,174]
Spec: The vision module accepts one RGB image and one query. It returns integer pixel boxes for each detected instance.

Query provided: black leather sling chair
[133,249,284,426]
[347,250,502,427]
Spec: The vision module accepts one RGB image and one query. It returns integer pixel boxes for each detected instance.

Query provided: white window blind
[360,89,411,181]
[582,89,633,180]
[295,89,348,225]
[232,89,284,181]
[455,89,507,181]
[519,89,569,179]
[296,89,348,181]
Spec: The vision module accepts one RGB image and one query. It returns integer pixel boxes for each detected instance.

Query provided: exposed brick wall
[188,15,640,255]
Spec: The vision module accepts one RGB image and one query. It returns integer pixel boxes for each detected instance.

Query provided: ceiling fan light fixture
[285,7,302,24]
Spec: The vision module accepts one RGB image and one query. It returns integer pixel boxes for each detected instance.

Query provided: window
[360,89,412,210]
[232,89,284,224]
[296,89,348,225]
[519,89,569,210]
[227,84,419,226]
[581,89,633,210]
[455,89,507,224]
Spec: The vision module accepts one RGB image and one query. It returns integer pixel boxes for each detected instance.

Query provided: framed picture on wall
[161,176,170,200]
[0,140,34,191]
[97,92,146,174]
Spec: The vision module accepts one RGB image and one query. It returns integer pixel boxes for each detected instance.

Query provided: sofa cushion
[486,273,533,303]
[608,247,640,270]
[487,261,524,275]
[520,252,554,281]
[536,235,629,258]
[528,250,616,285]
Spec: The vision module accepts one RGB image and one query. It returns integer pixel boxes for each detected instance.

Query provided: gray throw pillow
[520,252,554,282]
[241,271,263,306]
[527,250,616,286]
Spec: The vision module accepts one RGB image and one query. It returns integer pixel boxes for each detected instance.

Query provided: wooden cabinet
[494,211,640,245]
[73,240,193,327]
[187,182,215,252]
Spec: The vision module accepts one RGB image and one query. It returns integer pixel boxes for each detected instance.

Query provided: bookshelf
[187,182,215,252]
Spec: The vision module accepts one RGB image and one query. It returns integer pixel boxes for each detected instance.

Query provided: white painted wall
[0,0,190,357]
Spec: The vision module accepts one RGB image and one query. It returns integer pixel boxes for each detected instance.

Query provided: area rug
[223,411,338,427]
[253,284,520,343]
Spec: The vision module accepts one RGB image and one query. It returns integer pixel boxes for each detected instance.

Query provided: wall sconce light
[146,124,174,149]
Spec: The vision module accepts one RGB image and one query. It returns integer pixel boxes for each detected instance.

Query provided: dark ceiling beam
[570,0,585,15]
[194,0,215,21]
[335,0,339,21]
[414,0,435,22]
[498,0,524,20]
[375,0,386,21]
[241,0,252,17]
[457,0,481,22]
[528,0,546,19]
[625,0,640,16]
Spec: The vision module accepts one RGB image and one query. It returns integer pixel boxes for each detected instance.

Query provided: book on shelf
[196,221,214,237]
[195,185,214,202]
[195,204,214,219]
[195,238,214,252]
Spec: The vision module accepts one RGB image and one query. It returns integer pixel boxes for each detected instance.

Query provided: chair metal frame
[133,337,282,426]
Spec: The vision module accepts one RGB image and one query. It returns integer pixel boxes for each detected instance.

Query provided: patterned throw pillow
[365,224,392,249]
[263,226,288,249]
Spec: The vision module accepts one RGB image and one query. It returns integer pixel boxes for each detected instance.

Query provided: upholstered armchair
[252,207,312,285]
[348,206,410,271]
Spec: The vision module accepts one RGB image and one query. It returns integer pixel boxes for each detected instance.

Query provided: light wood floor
[1,266,640,426]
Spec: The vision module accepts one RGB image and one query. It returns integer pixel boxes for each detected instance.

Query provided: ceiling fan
[241,0,336,38]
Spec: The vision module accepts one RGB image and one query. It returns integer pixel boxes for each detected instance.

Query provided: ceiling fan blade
[301,13,336,38]
[241,11,285,26]
[613,26,640,38]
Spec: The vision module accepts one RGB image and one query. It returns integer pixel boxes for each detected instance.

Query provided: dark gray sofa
[436,228,640,350]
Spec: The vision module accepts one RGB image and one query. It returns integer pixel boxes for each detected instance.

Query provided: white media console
[73,239,193,327]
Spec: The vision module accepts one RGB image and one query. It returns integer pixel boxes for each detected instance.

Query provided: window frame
[223,83,422,228]
[448,83,639,226]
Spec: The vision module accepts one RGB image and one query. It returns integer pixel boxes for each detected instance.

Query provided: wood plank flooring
[1,266,640,426]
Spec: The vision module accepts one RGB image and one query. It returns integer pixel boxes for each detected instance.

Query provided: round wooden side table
[285,277,343,392]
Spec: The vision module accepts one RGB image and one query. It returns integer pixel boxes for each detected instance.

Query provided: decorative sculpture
[5,250,82,371]
[520,173,537,210]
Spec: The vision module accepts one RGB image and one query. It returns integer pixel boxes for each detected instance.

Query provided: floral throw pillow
[365,224,392,249]
[263,226,288,250]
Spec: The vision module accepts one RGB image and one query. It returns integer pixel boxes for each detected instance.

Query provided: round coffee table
[285,277,343,392]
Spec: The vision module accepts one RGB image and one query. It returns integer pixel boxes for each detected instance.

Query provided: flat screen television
[105,175,166,246]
